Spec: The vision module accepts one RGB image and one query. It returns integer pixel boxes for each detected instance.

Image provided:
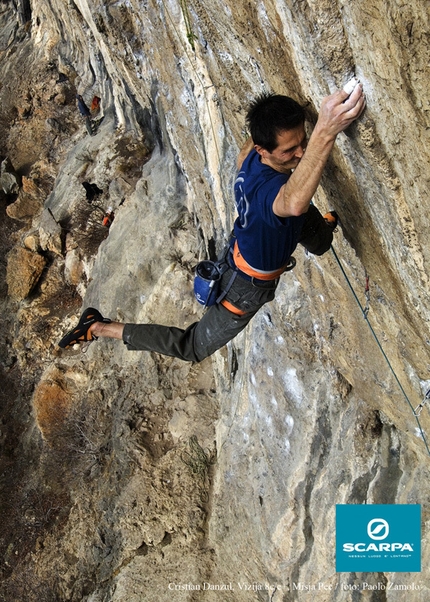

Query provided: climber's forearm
[273,84,366,218]
[273,128,335,217]
[91,321,125,340]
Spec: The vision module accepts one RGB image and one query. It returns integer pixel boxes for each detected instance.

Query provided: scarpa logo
[367,518,389,540]
[336,504,421,573]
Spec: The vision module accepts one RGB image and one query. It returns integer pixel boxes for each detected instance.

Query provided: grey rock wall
[0,0,429,600]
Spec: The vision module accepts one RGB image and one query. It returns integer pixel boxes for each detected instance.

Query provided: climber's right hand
[315,83,366,141]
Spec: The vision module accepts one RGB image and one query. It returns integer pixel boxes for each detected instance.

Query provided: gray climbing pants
[122,204,333,362]
[123,272,278,362]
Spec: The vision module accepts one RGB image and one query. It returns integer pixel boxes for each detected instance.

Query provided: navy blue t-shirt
[233,149,305,272]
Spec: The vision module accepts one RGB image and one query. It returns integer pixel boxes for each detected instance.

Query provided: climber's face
[256,124,307,173]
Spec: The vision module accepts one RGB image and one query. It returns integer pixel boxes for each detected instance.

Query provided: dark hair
[246,92,305,152]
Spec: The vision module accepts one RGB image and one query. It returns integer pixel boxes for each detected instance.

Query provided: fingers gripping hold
[343,76,360,95]
[341,81,366,119]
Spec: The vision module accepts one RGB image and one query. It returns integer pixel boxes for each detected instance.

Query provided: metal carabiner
[414,388,430,417]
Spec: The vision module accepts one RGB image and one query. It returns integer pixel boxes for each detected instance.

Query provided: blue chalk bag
[193,243,238,308]
[193,260,223,307]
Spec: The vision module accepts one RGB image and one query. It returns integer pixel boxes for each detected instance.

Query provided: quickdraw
[414,388,430,417]
[363,273,370,317]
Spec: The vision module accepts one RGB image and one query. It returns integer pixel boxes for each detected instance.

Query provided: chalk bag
[193,260,223,307]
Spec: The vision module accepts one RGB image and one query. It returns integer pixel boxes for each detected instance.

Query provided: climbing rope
[331,245,430,457]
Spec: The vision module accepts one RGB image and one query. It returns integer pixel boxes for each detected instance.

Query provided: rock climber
[59,83,366,360]
[76,94,91,117]
[102,207,114,228]
[82,181,103,202]
[90,95,101,112]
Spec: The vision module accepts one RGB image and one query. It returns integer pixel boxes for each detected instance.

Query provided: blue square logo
[336,504,421,572]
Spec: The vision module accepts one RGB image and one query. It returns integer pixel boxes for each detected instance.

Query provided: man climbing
[76,94,91,117]
[82,181,103,202]
[59,83,365,360]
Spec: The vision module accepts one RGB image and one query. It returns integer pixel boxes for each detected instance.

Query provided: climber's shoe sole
[58,307,111,348]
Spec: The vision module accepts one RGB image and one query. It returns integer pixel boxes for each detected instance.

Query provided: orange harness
[231,241,290,280]
[220,241,290,316]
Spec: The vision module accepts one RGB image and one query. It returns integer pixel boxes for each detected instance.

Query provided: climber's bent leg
[122,303,256,362]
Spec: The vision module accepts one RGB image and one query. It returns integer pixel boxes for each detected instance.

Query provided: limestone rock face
[64,248,84,286]
[0,0,430,600]
[38,208,63,255]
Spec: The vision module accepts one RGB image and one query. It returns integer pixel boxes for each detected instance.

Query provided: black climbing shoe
[58,307,111,348]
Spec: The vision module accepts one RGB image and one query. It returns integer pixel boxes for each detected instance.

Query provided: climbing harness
[194,238,295,310]
[230,239,296,281]
[414,389,430,417]
[331,245,430,457]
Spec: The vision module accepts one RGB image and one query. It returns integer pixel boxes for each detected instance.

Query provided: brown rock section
[32,376,73,445]
[6,246,46,300]
[6,175,45,221]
